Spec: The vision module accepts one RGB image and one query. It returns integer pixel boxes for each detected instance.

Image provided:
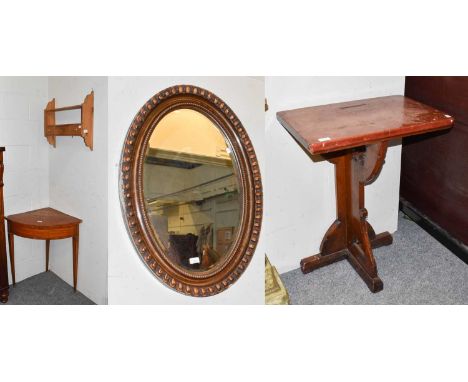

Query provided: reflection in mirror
[143,109,240,272]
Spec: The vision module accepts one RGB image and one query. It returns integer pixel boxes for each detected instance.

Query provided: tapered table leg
[45,239,50,272]
[301,142,393,293]
[72,229,79,291]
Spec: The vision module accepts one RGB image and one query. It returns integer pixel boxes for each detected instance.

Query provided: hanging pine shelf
[44,90,94,150]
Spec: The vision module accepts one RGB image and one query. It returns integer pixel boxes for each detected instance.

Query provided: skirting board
[399,197,468,265]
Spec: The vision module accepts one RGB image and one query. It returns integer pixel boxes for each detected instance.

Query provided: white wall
[108,77,265,304]
[47,77,108,304]
[265,77,405,274]
[0,77,49,283]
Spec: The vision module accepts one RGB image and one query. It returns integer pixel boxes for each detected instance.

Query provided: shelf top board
[276,95,454,155]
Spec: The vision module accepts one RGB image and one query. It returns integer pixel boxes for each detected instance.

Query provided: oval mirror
[120,85,262,297]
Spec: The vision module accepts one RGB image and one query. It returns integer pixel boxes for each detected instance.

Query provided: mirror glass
[143,109,241,272]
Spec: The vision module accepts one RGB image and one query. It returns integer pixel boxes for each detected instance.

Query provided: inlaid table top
[277,95,454,155]
[5,207,82,229]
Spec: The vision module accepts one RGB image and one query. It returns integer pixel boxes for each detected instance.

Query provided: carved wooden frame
[119,85,263,297]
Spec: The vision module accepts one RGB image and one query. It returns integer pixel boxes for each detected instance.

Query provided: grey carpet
[2,271,94,305]
[280,213,468,304]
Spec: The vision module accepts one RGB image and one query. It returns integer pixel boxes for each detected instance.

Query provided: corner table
[6,207,82,291]
[277,95,454,292]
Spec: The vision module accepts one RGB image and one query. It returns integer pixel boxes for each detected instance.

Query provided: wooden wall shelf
[44,91,94,150]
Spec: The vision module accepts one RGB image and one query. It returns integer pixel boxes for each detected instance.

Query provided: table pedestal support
[301,141,393,292]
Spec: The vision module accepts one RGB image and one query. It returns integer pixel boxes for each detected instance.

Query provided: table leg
[7,233,15,285]
[45,239,50,272]
[300,142,393,293]
[0,289,8,303]
[72,230,79,291]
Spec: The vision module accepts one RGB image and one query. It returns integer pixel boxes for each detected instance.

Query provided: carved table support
[300,141,393,292]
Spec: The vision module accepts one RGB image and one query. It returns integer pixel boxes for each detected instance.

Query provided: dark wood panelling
[402,77,468,245]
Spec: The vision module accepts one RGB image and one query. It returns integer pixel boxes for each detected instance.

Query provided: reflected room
[143,109,241,272]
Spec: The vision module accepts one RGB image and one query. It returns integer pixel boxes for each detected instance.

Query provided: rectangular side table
[277,95,454,292]
[5,207,82,291]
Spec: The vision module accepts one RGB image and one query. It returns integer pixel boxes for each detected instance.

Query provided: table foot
[347,247,383,293]
[0,289,9,303]
[300,244,385,293]
[301,226,391,293]
[370,231,393,249]
[300,250,347,274]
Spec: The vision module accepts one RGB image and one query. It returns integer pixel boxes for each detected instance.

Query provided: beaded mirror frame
[119,85,262,297]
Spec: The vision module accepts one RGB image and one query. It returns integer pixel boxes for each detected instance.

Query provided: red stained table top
[277,95,454,155]
[6,207,82,228]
